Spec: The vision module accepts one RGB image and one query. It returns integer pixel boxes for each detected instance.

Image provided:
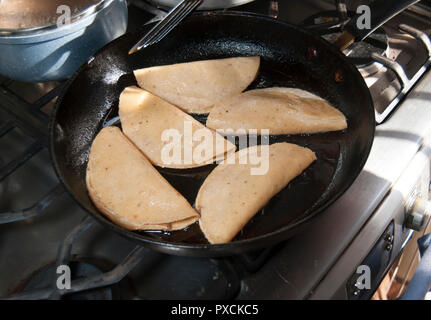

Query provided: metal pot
[0,0,128,82]
[149,0,256,10]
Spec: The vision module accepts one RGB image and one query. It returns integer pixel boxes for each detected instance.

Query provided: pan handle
[334,0,420,51]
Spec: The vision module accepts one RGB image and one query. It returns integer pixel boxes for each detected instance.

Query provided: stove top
[1,0,431,300]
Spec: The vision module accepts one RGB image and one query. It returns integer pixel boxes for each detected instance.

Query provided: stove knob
[384,234,394,243]
[352,285,362,297]
[405,198,431,232]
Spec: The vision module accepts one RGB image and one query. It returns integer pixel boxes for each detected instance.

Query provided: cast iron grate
[0,79,66,224]
[0,78,152,299]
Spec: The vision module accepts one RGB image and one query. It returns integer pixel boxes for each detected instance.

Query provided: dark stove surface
[0,71,278,298]
[0,0,304,300]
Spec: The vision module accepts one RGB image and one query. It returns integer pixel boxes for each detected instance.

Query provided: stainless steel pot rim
[0,0,126,44]
[0,0,114,36]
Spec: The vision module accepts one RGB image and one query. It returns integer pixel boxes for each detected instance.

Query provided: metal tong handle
[129,0,203,54]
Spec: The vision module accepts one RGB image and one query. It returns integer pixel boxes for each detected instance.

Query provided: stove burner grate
[21,261,115,300]
[302,11,390,75]
[0,77,67,224]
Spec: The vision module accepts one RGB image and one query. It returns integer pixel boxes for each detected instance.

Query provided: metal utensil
[0,0,128,82]
[129,0,203,54]
[148,0,254,10]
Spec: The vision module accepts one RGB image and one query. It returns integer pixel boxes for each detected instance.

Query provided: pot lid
[0,0,106,32]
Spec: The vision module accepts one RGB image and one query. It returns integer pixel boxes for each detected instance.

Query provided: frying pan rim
[49,10,376,255]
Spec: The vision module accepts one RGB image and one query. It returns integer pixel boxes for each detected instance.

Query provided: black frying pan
[50,11,375,257]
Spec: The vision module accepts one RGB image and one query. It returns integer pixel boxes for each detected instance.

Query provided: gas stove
[1,0,431,300]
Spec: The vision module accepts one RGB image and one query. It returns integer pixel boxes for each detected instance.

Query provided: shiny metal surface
[129,0,203,54]
[405,198,431,232]
[311,140,431,299]
[0,0,105,33]
[149,0,255,10]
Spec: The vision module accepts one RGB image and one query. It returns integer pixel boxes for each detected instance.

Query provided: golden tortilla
[196,142,316,244]
[119,86,236,169]
[206,87,347,134]
[86,126,199,231]
[133,56,260,114]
